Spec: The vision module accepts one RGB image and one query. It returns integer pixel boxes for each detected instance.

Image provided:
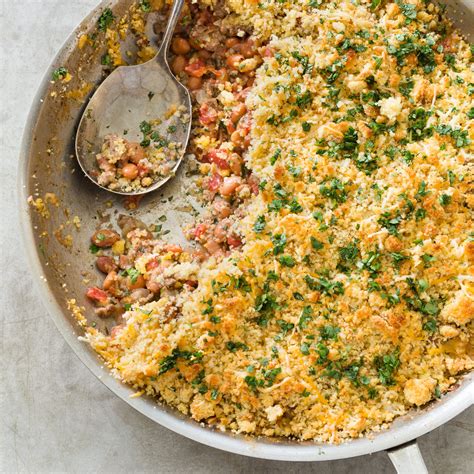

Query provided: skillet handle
[387,440,428,474]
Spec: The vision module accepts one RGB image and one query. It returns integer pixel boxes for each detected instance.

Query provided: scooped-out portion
[94,105,189,192]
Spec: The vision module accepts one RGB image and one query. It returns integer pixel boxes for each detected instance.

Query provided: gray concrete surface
[0,1,473,472]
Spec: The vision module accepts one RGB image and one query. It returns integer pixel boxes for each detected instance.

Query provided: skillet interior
[19,0,474,461]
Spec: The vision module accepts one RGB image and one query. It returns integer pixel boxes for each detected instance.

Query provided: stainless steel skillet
[18,0,474,471]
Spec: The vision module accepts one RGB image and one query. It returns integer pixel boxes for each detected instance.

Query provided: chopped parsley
[279,255,296,267]
[298,306,313,329]
[320,178,348,206]
[378,211,403,236]
[52,67,68,81]
[226,341,249,353]
[310,236,324,251]
[159,349,203,375]
[272,233,287,254]
[337,240,360,273]
[139,0,151,12]
[305,275,344,296]
[270,148,281,165]
[374,349,400,386]
[408,108,433,141]
[98,8,114,32]
[320,325,340,340]
[253,215,266,233]
[439,193,452,206]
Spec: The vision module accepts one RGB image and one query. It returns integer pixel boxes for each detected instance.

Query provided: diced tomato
[207,149,230,170]
[146,258,160,271]
[227,235,242,248]
[193,223,208,239]
[86,287,109,304]
[207,172,223,192]
[199,103,218,125]
[184,59,207,78]
[137,162,150,177]
[208,67,227,81]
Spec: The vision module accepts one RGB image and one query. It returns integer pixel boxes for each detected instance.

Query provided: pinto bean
[225,37,239,49]
[171,55,188,75]
[146,279,162,293]
[226,54,244,70]
[185,280,198,288]
[129,288,152,303]
[127,142,145,163]
[220,176,242,197]
[238,57,259,73]
[229,153,242,175]
[204,239,222,255]
[245,76,255,88]
[91,229,120,247]
[187,76,203,90]
[248,174,260,195]
[126,274,145,290]
[171,37,191,55]
[212,199,231,218]
[122,163,139,180]
[213,222,228,242]
[238,39,256,59]
[230,130,243,146]
[103,270,119,292]
[197,50,212,60]
[117,215,148,235]
[230,103,247,124]
[95,303,117,318]
[96,256,118,274]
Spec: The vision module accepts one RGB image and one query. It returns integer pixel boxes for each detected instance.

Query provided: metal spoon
[75,0,191,195]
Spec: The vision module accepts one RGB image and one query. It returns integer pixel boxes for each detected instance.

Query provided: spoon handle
[157,0,185,60]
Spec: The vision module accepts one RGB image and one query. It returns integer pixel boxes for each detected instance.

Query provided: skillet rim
[17,0,474,461]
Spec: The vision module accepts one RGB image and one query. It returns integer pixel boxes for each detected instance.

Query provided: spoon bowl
[75,0,191,195]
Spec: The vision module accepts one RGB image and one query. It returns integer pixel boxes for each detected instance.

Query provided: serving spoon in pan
[75,0,191,196]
